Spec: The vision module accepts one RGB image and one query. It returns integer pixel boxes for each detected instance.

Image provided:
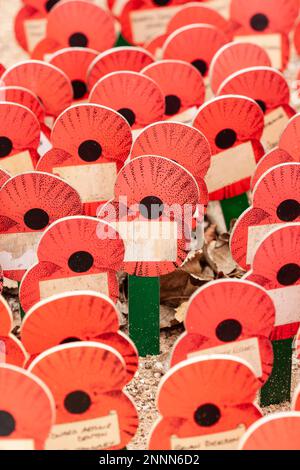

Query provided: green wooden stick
[128,275,160,356]
[17,282,25,320]
[220,193,249,230]
[260,338,293,406]
[115,34,132,47]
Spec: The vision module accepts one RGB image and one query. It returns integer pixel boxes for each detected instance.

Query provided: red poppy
[0,364,55,449]
[0,172,82,281]
[87,46,154,91]
[19,216,125,311]
[21,291,138,381]
[294,20,300,55]
[279,113,300,159]
[28,343,138,450]
[24,0,62,14]
[171,279,275,384]
[0,296,27,367]
[144,34,168,59]
[251,147,293,190]
[193,95,264,200]
[149,356,262,450]
[0,169,10,189]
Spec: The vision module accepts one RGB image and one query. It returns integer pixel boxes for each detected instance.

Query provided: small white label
[24,18,47,53]
[39,132,52,157]
[130,6,181,44]
[262,106,290,150]
[166,106,197,125]
[234,34,282,69]
[39,273,109,299]
[0,232,41,271]
[53,163,117,203]
[207,0,230,19]
[171,425,246,450]
[44,116,55,129]
[188,337,262,378]
[205,141,256,193]
[112,221,178,262]
[0,439,35,450]
[45,412,120,450]
[0,150,34,175]
[246,223,287,265]
[269,285,300,326]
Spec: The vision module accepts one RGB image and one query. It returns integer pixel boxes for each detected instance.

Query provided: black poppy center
[139,196,164,219]
[191,59,208,77]
[153,0,170,5]
[45,0,60,12]
[256,99,266,113]
[68,251,94,273]
[0,410,15,436]
[71,80,87,100]
[24,208,49,230]
[64,390,91,414]
[60,337,81,344]
[276,199,300,222]
[69,33,88,48]
[216,319,242,342]
[78,140,102,162]
[215,128,237,150]
[277,263,300,286]
[0,136,13,158]
[250,13,269,32]
[165,95,181,116]
[194,403,221,427]
[118,108,136,127]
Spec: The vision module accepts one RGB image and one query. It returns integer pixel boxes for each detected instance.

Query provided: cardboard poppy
[130,121,210,205]
[294,21,300,55]
[0,296,27,367]
[89,71,165,129]
[171,279,275,384]
[279,113,300,160]
[210,41,271,94]
[0,172,82,281]
[21,291,138,380]
[230,0,298,70]
[2,60,73,117]
[218,67,295,150]
[28,342,138,450]
[239,412,300,450]
[49,47,98,102]
[0,168,10,189]
[144,34,168,59]
[141,60,205,121]
[0,364,55,450]
[162,24,228,78]
[44,0,116,54]
[148,355,262,450]
[251,147,293,190]
[19,216,125,311]
[24,0,63,14]
[231,163,300,271]
[193,95,264,200]
[98,155,199,276]
[0,64,5,78]
[14,5,47,53]
[0,296,12,337]
[87,46,154,91]
[0,102,40,175]
[38,103,132,215]
[246,223,300,340]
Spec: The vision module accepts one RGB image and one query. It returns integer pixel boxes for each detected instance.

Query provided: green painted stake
[220,193,249,230]
[260,338,293,406]
[128,275,160,357]
[115,34,132,47]
[17,282,25,320]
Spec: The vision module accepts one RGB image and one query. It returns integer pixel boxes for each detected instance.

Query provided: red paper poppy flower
[210,42,271,94]
[19,216,125,311]
[0,364,55,450]
[99,155,199,276]
[14,5,46,53]
[144,34,168,59]
[0,64,5,78]
[49,47,98,101]
[239,413,300,450]
[87,46,154,91]
[0,296,12,336]
[231,163,300,270]
[2,60,73,117]
[21,291,138,380]
[39,103,132,215]
[294,21,300,55]
[24,0,63,14]
[0,169,10,189]
[142,60,205,121]
[218,67,295,149]
[279,114,300,160]
[130,121,210,205]
[0,172,82,281]
[193,95,264,200]
[251,147,293,190]
[171,279,275,384]
[28,342,138,450]
[246,223,300,340]
[0,102,40,175]
[89,71,165,129]
[0,296,28,366]
[149,355,262,450]
[162,24,228,78]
